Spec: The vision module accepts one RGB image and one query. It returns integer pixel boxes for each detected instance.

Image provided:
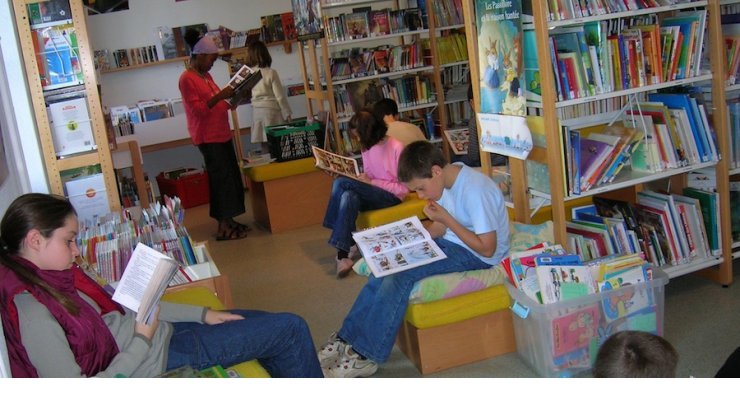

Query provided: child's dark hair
[246,40,272,68]
[593,330,678,378]
[348,109,387,150]
[0,193,80,314]
[372,98,399,121]
[397,140,447,182]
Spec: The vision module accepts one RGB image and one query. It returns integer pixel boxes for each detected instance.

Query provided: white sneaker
[322,344,378,378]
[336,257,354,278]
[318,332,345,368]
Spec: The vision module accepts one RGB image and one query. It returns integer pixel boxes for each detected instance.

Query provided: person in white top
[245,41,292,153]
[372,98,427,146]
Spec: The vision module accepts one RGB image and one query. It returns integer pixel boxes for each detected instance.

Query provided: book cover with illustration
[598,265,652,323]
[551,304,601,357]
[311,146,360,179]
[292,0,324,41]
[475,0,525,116]
[352,216,447,278]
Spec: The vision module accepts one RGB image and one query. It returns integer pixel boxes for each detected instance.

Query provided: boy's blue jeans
[323,177,402,252]
[337,238,491,363]
[166,310,323,377]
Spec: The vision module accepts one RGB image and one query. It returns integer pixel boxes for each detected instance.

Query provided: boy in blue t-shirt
[319,140,510,378]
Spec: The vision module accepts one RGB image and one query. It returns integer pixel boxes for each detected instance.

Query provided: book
[352,216,447,278]
[551,304,601,357]
[225,65,263,106]
[599,264,652,322]
[311,145,360,179]
[443,128,470,155]
[111,242,180,324]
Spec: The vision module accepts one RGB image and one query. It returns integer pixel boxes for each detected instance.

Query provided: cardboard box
[505,268,668,377]
[156,169,209,208]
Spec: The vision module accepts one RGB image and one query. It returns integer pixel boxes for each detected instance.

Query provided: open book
[443,128,470,155]
[311,145,360,179]
[225,65,263,106]
[111,243,180,324]
[352,216,446,277]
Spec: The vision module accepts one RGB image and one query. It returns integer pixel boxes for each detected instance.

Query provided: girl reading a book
[0,193,323,377]
[244,40,292,154]
[179,29,248,242]
[322,110,408,278]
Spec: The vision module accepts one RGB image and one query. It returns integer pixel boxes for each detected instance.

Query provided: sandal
[230,221,252,233]
[216,225,248,241]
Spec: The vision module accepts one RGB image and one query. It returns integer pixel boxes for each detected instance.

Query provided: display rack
[12,0,120,210]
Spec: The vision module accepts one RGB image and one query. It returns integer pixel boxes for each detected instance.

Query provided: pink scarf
[0,257,122,377]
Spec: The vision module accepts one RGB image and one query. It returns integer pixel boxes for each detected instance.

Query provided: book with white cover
[112,242,179,324]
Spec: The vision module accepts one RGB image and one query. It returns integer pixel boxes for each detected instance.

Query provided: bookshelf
[298,0,469,156]
[463,0,733,284]
[12,0,120,211]
[721,0,740,261]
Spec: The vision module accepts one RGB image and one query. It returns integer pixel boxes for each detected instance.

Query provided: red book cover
[281,12,297,40]
[369,9,390,37]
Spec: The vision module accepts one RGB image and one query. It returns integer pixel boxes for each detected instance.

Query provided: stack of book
[323,6,424,43]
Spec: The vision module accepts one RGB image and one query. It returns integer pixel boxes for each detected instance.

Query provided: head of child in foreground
[593,330,678,378]
[398,141,448,201]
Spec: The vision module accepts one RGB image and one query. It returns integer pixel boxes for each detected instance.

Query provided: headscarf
[192,35,220,55]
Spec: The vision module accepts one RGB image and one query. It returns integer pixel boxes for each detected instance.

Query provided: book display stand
[12,0,120,211]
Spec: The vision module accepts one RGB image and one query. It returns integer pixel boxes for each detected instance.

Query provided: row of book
[547,0,695,22]
[723,9,740,85]
[330,41,428,81]
[561,92,719,196]
[425,33,468,66]
[323,7,425,43]
[108,99,184,136]
[77,196,205,285]
[727,101,740,170]
[567,190,719,270]
[686,167,740,242]
[549,10,706,102]
[333,74,436,119]
[94,46,160,71]
[259,12,298,44]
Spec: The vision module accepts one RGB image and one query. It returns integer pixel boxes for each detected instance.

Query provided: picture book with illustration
[444,128,470,155]
[551,304,601,357]
[225,65,263,105]
[352,216,446,278]
[311,146,360,179]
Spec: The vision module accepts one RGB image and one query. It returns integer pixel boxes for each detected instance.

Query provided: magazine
[225,65,263,106]
[443,128,470,155]
[311,146,360,179]
[352,216,446,278]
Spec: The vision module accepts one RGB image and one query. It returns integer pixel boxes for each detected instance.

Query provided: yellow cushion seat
[244,157,317,182]
[161,287,270,378]
[404,284,511,329]
[356,193,427,230]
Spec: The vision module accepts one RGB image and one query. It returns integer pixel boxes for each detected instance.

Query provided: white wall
[0,0,49,212]
[87,0,308,179]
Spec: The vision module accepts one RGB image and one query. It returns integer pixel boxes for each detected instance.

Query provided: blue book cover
[647,93,708,162]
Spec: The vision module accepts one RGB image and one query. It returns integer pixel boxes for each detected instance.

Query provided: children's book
[598,264,652,323]
[352,216,447,278]
[111,243,180,324]
[535,259,596,304]
[311,145,360,179]
[443,128,470,155]
[551,304,601,357]
[225,65,263,106]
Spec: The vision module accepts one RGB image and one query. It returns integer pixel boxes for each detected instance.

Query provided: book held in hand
[352,216,446,278]
[311,145,360,179]
[112,243,180,325]
[225,65,263,106]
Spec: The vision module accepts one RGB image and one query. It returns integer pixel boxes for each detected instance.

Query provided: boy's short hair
[593,331,678,378]
[372,98,399,120]
[398,141,447,182]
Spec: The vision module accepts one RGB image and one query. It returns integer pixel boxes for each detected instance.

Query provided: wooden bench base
[248,170,332,233]
[396,308,516,375]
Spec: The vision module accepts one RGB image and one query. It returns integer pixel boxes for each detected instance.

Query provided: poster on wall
[475,0,525,116]
[477,113,532,160]
[292,0,324,41]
